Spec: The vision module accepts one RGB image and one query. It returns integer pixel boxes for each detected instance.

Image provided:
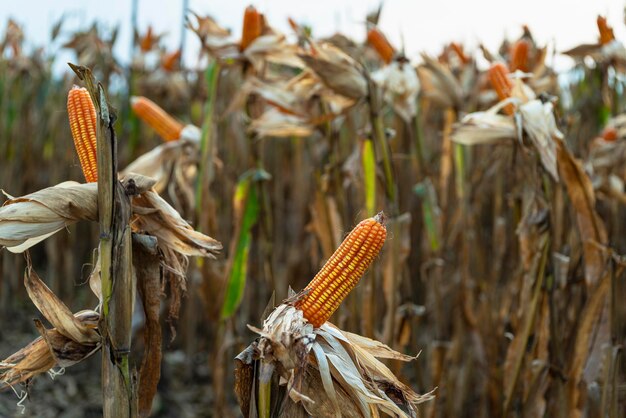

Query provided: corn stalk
[70,64,136,417]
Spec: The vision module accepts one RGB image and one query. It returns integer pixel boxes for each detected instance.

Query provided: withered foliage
[2,7,626,418]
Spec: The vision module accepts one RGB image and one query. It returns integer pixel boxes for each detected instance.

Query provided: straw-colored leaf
[555,137,608,287]
[24,263,99,344]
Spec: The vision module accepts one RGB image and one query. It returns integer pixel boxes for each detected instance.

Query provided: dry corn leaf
[418,54,463,109]
[131,189,222,258]
[299,42,367,100]
[452,102,518,145]
[555,137,608,287]
[133,234,164,418]
[0,310,100,389]
[518,100,560,181]
[24,262,99,344]
[0,181,97,252]
[121,139,198,194]
[249,108,314,138]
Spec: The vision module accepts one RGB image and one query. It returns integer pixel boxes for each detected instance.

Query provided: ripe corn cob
[509,39,530,72]
[140,25,156,53]
[601,127,618,142]
[161,49,181,72]
[240,6,263,51]
[130,96,184,142]
[597,16,615,45]
[488,63,515,116]
[295,213,387,327]
[67,86,98,183]
[450,42,469,65]
[366,28,395,64]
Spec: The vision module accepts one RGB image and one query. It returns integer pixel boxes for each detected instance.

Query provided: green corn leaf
[221,170,262,319]
[362,138,376,217]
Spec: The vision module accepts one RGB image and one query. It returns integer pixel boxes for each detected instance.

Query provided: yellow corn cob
[130,96,184,142]
[366,28,395,64]
[488,63,515,116]
[240,6,263,52]
[295,213,387,327]
[597,16,615,45]
[67,86,98,183]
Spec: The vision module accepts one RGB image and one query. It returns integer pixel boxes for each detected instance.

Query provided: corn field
[1,4,626,418]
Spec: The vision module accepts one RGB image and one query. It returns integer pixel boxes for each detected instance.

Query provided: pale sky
[1,0,625,73]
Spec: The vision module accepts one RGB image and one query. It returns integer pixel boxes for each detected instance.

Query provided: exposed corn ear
[295,213,387,327]
[367,27,395,64]
[488,63,515,115]
[597,16,615,45]
[161,49,181,72]
[509,39,530,72]
[240,6,262,51]
[139,25,157,53]
[601,127,618,142]
[67,86,98,183]
[450,42,469,64]
[131,96,184,142]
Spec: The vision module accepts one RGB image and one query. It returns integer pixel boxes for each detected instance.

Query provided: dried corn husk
[0,174,221,258]
[452,101,518,145]
[0,181,97,253]
[236,303,433,417]
[1,264,100,389]
[299,42,367,100]
[372,59,420,122]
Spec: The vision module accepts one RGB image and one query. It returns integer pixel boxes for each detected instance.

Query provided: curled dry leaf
[133,234,164,418]
[121,139,199,195]
[249,108,314,138]
[131,189,222,258]
[518,99,560,181]
[0,310,100,390]
[418,54,463,109]
[0,174,221,260]
[451,102,518,145]
[555,137,608,287]
[299,42,367,100]
[24,263,99,344]
[1,263,101,389]
[0,181,97,253]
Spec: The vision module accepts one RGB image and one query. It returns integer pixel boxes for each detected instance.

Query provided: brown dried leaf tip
[67,86,98,183]
[295,212,386,327]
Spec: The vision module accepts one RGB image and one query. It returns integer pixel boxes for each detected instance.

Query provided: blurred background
[1,1,626,417]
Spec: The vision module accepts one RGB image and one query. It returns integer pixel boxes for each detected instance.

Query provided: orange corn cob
[67,86,98,183]
[161,49,181,72]
[509,39,530,72]
[488,63,515,116]
[367,27,395,64]
[139,25,156,53]
[240,6,263,51]
[131,96,184,142]
[295,213,387,327]
[601,127,618,142]
[597,16,615,45]
[450,42,469,65]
